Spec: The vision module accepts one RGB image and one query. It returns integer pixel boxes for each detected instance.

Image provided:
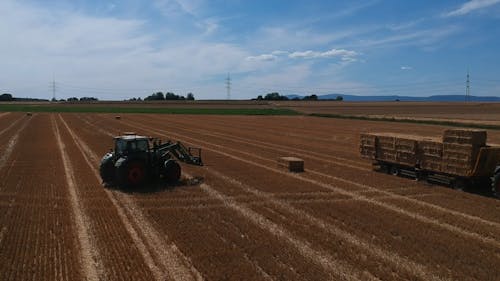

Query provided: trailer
[360,129,500,196]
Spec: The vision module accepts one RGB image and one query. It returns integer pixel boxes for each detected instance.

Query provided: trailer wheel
[452,178,467,191]
[390,166,400,176]
[492,172,500,198]
[379,163,390,174]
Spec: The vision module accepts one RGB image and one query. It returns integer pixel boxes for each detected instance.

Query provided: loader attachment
[157,141,203,166]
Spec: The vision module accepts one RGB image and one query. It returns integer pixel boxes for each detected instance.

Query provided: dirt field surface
[1,111,500,280]
[277,101,500,124]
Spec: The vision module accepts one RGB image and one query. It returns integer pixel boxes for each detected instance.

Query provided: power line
[225,73,231,100]
[466,69,470,102]
[50,76,57,101]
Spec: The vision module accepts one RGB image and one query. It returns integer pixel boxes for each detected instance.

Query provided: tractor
[99,132,203,188]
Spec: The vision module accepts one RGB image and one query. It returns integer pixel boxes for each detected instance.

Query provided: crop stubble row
[135,116,499,280]
[72,114,500,280]
[0,114,82,281]
[65,114,350,280]
[2,112,499,280]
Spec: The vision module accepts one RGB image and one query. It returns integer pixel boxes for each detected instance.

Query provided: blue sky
[1,0,500,100]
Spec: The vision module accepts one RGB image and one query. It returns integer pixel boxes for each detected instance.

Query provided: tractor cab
[114,133,150,157]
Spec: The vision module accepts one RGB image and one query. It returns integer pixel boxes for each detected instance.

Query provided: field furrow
[0,114,82,281]
[2,111,499,281]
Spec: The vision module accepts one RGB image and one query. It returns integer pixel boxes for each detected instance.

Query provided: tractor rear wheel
[163,160,181,183]
[99,153,115,185]
[116,159,147,188]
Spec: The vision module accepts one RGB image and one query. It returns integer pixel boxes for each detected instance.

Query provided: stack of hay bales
[394,136,418,166]
[441,129,486,176]
[360,133,377,160]
[418,139,443,171]
[360,129,487,177]
[360,133,419,166]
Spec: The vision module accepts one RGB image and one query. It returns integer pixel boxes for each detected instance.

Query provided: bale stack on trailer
[418,139,443,171]
[441,130,486,176]
[360,133,419,167]
[361,129,500,194]
[360,129,489,176]
[360,133,377,159]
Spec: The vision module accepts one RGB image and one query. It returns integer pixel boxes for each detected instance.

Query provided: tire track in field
[123,119,500,248]
[73,115,372,281]
[52,115,102,281]
[197,167,446,281]
[168,122,368,171]
[127,117,500,229]
[0,115,25,137]
[188,172,373,281]
[160,114,355,146]
[58,115,203,281]
[141,115,368,169]
[0,118,30,171]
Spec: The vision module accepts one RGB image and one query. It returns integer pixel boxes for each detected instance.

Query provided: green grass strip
[309,113,500,130]
[0,104,299,116]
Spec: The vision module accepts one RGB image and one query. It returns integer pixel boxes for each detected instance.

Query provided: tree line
[254,92,343,101]
[139,92,195,101]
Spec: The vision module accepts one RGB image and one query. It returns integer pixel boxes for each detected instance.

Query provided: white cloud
[444,0,500,17]
[246,48,358,64]
[0,0,254,100]
[401,66,413,70]
[289,48,358,61]
[271,50,289,56]
[245,54,277,62]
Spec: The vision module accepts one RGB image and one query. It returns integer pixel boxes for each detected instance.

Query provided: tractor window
[136,140,149,152]
[115,139,127,154]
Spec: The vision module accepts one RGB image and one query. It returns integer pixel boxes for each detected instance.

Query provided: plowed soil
[1,112,500,281]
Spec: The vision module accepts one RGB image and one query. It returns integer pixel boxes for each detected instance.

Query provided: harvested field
[278,101,500,125]
[1,112,500,280]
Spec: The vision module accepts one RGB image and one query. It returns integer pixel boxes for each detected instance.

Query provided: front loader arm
[156,141,203,166]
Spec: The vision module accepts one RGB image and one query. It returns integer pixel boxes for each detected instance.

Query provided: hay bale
[442,129,486,146]
[418,140,443,157]
[278,157,304,172]
[418,140,443,172]
[377,135,396,149]
[442,143,479,162]
[441,143,480,176]
[360,133,377,159]
[394,137,418,165]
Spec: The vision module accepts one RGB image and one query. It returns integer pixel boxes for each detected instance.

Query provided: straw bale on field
[277,157,304,172]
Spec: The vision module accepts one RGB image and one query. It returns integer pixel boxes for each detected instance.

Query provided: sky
[1,0,500,100]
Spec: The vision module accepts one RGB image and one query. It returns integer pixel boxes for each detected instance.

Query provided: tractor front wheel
[99,153,115,185]
[163,160,181,183]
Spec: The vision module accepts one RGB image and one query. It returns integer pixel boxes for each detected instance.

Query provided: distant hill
[286,94,500,102]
